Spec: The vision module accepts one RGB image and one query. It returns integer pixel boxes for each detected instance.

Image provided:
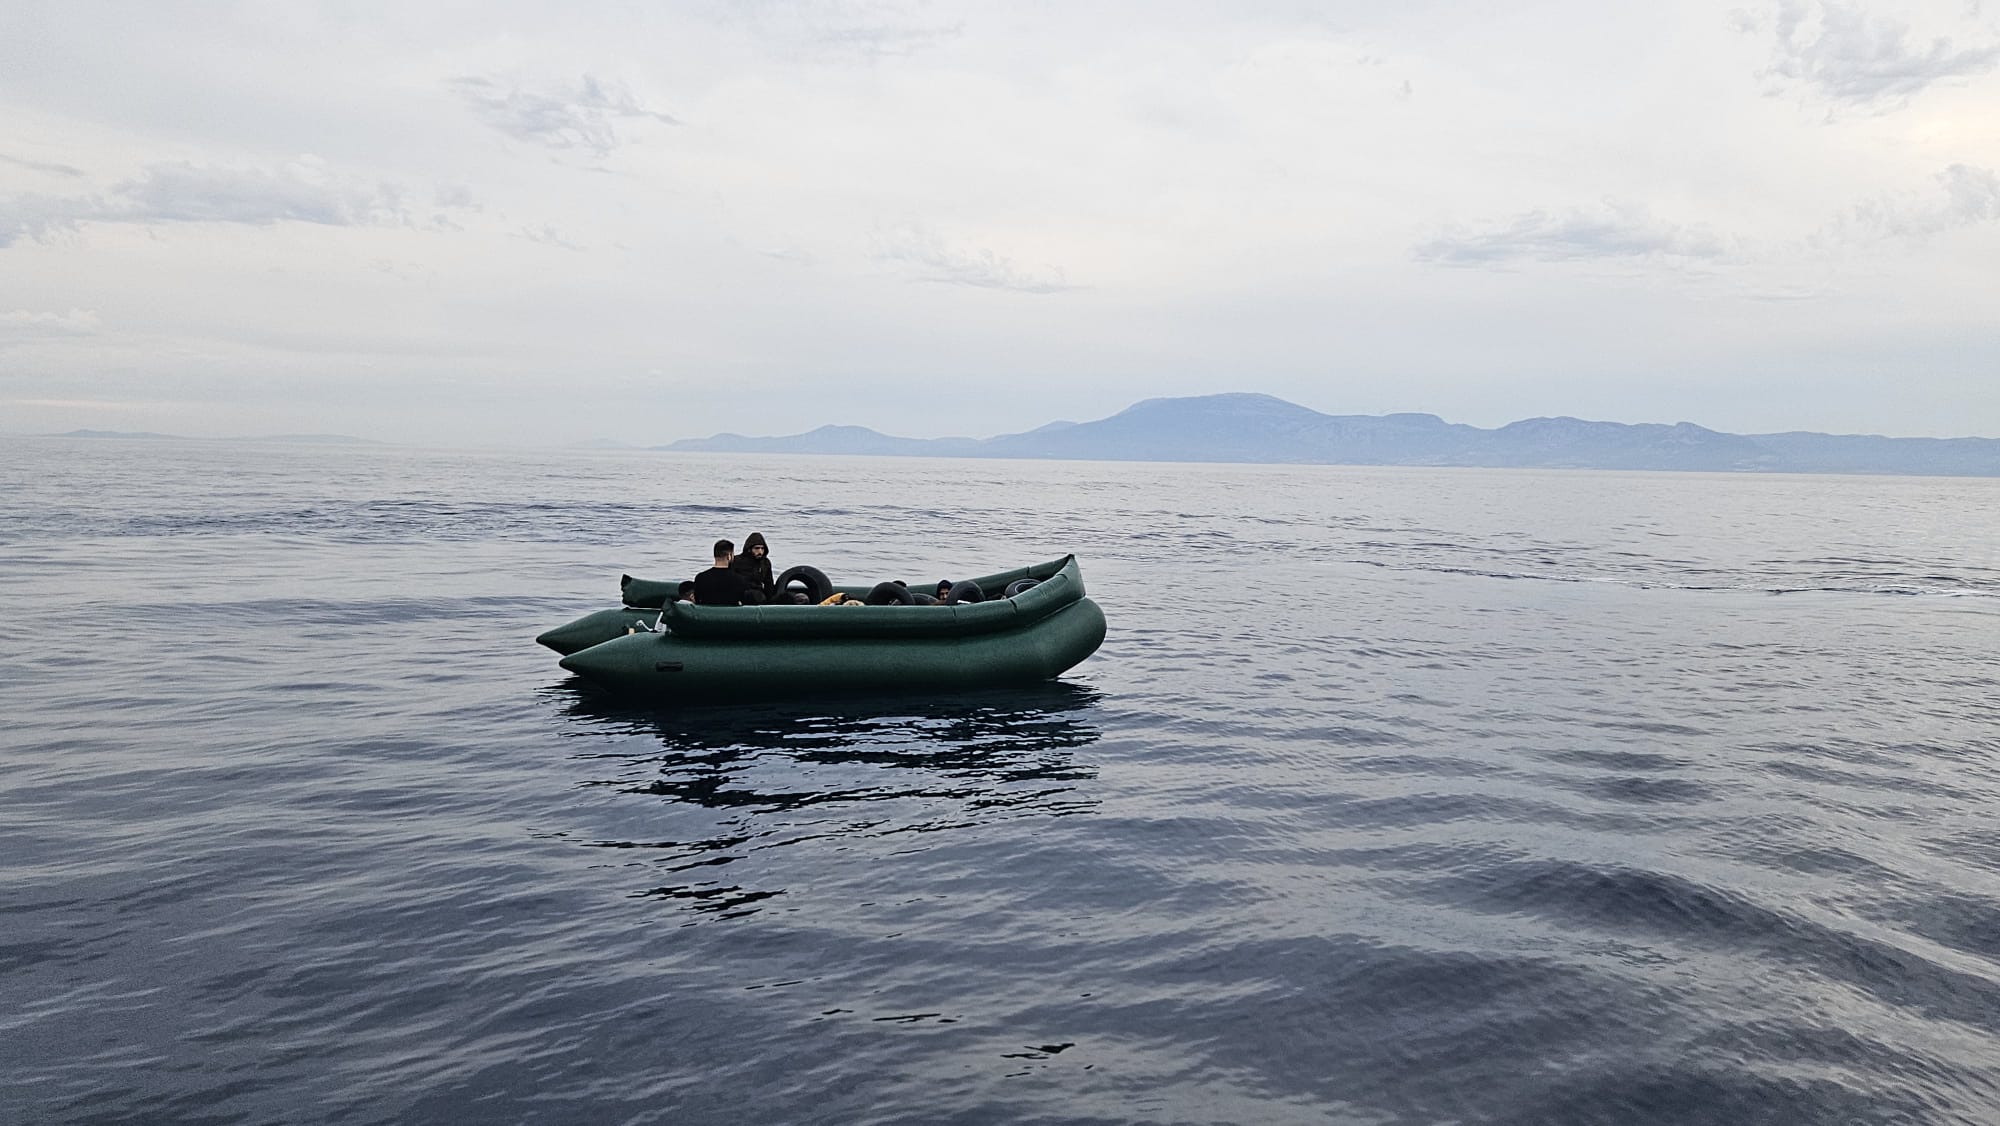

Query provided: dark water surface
[4,438,1999,1125]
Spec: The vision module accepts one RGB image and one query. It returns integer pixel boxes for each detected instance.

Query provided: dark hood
[731,532,773,587]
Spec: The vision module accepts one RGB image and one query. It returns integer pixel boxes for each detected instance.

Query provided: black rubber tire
[909,592,940,605]
[1002,578,1041,598]
[773,564,832,605]
[944,579,984,605]
[864,581,915,605]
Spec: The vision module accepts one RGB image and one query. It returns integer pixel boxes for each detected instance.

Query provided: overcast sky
[3,1,1997,445]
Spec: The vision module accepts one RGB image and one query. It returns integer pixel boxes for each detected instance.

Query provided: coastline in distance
[661,392,2000,478]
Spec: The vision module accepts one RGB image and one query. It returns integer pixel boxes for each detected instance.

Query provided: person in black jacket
[730,531,778,601]
[693,540,763,605]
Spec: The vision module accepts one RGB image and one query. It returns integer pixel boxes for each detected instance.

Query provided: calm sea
[4,437,1999,1125]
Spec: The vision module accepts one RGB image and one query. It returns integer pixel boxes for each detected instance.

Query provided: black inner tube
[773,564,833,605]
[864,581,915,605]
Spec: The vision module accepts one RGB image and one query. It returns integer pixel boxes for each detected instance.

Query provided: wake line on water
[1344,558,2000,600]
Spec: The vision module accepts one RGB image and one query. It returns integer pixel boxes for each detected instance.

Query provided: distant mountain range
[45,430,384,445]
[661,393,2000,477]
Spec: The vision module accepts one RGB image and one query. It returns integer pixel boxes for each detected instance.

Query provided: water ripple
[5,440,2000,1123]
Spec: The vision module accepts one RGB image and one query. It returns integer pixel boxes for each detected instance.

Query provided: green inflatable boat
[548,555,1106,701]
[538,555,1087,656]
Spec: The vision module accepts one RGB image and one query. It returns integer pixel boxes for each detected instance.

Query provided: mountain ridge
[659,393,2000,477]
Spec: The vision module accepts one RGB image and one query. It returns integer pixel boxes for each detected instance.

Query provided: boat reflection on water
[546,681,1105,921]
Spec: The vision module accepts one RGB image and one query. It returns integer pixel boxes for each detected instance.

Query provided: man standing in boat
[693,540,765,605]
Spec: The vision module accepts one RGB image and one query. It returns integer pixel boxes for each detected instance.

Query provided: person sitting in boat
[934,578,982,604]
[676,581,696,603]
[693,539,765,605]
[730,531,778,601]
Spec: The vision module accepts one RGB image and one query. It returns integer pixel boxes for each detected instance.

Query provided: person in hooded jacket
[730,531,778,601]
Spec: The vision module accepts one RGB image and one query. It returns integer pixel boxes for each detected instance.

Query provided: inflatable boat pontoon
[546,555,1106,702]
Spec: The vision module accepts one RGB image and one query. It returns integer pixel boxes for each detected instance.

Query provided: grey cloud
[0,158,468,248]
[514,224,583,251]
[1841,163,2000,238]
[800,20,960,58]
[367,258,432,282]
[1414,203,1730,266]
[434,184,479,211]
[449,75,678,157]
[0,193,99,247]
[0,307,100,335]
[112,159,411,227]
[426,185,479,232]
[1939,163,2000,221]
[716,1,961,58]
[874,224,1078,293]
[1760,1,2000,107]
[0,152,86,178]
